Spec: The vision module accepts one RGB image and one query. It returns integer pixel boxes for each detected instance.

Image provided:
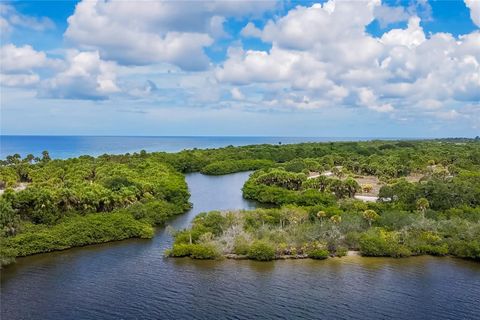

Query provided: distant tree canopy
[3,139,479,178]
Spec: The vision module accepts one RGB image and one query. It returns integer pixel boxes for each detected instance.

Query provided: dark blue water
[0,135,383,159]
[1,172,480,320]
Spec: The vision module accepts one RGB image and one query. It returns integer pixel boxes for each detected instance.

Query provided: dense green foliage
[243,168,361,205]
[247,241,276,261]
[2,139,479,265]
[167,139,479,261]
[308,249,330,259]
[1,154,190,266]
[166,243,221,259]
[200,159,274,175]
[133,139,480,180]
[4,139,469,177]
[2,211,154,261]
[378,174,480,211]
[169,205,480,261]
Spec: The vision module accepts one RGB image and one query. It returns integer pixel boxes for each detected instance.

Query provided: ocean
[0,135,385,159]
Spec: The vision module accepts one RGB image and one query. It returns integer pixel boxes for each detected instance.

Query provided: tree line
[1,139,479,265]
[0,154,190,266]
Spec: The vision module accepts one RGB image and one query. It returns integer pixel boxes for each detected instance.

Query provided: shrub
[345,231,361,250]
[173,225,211,244]
[335,247,348,257]
[359,228,411,258]
[395,246,413,257]
[448,240,480,260]
[103,176,136,191]
[233,236,250,255]
[190,243,220,259]
[406,231,448,256]
[3,212,154,257]
[284,159,307,173]
[422,244,449,256]
[128,200,183,225]
[0,246,18,266]
[194,211,227,236]
[169,243,193,257]
[308,249,329,259]
[377,211,418,230]
[0,198,17,230]
[247,241,275,261]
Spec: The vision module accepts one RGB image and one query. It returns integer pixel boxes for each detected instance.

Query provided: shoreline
[224,250,361,260]
[170,251,472,262]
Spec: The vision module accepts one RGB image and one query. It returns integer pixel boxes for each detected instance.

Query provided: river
[1,172,479,320]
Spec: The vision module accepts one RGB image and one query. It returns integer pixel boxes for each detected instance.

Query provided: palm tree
[328,179,346,198]
[344,178,360,198]
[6,154,21,165]
[41,150,51,162]
[317,175,329,192]
[317,210,327,226]
[362,183,373,194]
[279,208,292,229]
[332,166,343,178]
[25,154,35,163]
[362,209,379,227]
[289,208,308,225]
[416,198,430,219]
[330,215,342,224]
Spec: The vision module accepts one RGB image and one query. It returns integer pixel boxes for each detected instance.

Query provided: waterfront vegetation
[1,139,479,265]
[167,139,480,261]
[167,205,480,261]
[0,153,190,266]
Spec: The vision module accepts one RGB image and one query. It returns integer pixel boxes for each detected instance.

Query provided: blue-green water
[0,135,385,159]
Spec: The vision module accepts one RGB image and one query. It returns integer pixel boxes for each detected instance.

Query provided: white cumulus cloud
[40,51,119,100]
[464,0,480,27]
[380,16,426,48]
[1,44,48,73]
[240,22,262,38]
[64,0,277,70]
[0,44,56,88]
[374,4,410,27]
[216,0,480,119]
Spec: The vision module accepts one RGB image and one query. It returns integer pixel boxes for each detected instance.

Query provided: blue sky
[1,0,479,137]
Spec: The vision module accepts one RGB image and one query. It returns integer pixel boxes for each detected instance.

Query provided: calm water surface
[1,172,480,320]
[1,135,388,159]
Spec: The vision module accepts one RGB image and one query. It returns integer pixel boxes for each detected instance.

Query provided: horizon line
[1,134,474,139]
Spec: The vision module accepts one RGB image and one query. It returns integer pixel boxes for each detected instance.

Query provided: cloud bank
[1,0,479,129]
